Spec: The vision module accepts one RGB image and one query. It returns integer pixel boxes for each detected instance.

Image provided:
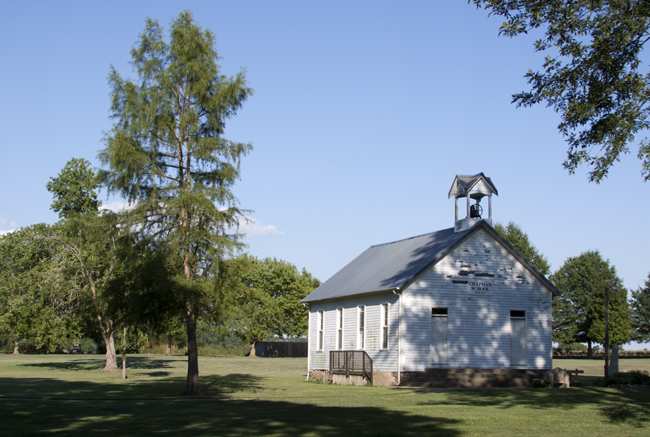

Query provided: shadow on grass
[18,356,180,372]
[0,397,461,436]
[416,387,650,427]
[0,373,265,400]
[0,374,462,436]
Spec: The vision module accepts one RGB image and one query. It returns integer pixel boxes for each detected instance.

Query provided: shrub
[532,379,550,388]
[603,370,650,386]
[78,338,98,354]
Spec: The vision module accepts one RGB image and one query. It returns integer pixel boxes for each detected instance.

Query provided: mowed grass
[1,354,649,436]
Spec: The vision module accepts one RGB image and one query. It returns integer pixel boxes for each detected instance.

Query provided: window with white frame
[357,306,365,350]
[380,303,389,349]
[336,308,343,350]
[317,311,324,351]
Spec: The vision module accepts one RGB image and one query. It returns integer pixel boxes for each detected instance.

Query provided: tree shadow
[1,396,462,436]
[18,356,180,372]
[0,373,266,400]
[415,387,650,427]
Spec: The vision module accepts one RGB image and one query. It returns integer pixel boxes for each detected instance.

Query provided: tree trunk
[185,299,200,395]
[609,344,619,376]
[249,340,257,357]
[165,334,173,356]
[99,320,119,372]
[587,340,592,358]
[12,338,19,355]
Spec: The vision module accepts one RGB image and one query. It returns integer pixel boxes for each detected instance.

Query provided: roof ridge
[370,227,456,248]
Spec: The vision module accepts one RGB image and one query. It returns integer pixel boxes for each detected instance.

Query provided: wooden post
[488,195,492,221]
[122,326,127,380]
[604,290,610,378]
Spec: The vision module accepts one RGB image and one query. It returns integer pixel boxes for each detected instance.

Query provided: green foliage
[0,225,79,352]
[630,274,650,343]
[551,250,632,347]
[114,328,149,354]
[221,255,320,351]
[77,337,98,354]
[494,221,550,275]
[98,10,253,271]
[474,0,650,182]
[603,370,650,387]
[98,11,252,391]
[104,241,179,329]
[46,158,101,218]
[48,158,124,370]
[556,342,588,354]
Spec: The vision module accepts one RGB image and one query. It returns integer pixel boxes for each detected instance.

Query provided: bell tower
[448,173,498,232]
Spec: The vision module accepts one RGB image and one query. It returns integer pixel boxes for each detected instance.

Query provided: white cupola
[448,173,498,232]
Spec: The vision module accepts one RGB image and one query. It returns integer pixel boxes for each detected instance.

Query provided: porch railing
[329,350,373,386]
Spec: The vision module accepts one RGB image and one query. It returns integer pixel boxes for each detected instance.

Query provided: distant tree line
[0,158,319,368]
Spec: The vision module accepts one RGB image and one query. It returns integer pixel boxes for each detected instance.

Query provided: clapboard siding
[308,292,399,371]
[401,228,552,371]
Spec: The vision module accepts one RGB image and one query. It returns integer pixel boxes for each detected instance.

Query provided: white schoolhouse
[302,174,559,387]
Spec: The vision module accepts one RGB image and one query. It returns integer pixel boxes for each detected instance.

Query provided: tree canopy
[550,250,631,354]
[474,0,650,182]
[99,11,253,394]
[46,158,101,218]
[630,274,650,343]
[494,221,551,275]
[47,158,123,371]
[0,225,77,354]
[223,255,320,357]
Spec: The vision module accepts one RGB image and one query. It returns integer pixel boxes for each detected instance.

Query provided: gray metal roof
[302,220,559,303]
[302,226,470,303]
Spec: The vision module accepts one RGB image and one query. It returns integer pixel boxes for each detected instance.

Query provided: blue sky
[1,1,649,346]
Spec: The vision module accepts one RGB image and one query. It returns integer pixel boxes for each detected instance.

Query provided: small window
[432,308,448,316]
[380,303,389,349]
[358,306,365,350]
[317,311,324,351]
[336,308,343,350]
[510,310,526,318]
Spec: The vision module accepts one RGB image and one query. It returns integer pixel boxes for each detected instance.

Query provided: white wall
[308,292,399,371]
[400,228,553,371]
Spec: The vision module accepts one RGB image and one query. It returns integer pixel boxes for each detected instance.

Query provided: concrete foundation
[332,374,367,386]
[309,368,544,388]
[308,370,398,387]
[400,368,547,388]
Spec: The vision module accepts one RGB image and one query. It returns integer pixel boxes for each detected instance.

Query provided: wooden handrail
[329,350,373,386]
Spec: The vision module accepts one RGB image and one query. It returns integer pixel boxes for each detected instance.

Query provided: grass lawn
[1,354,649,436]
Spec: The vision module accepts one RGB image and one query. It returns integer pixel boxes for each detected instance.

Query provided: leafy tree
[494,221,551,275]
[46,158,101,217]
[224,255,320,357]
[47,158,122,371]
[103,240,185,357]
[550,250,632,356]
[98,11,253,393]
[0,225,78,354]
[630,274,650,342]
[474,0,650,182]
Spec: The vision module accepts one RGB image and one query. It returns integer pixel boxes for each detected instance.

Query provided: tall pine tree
[99,11,253,394]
